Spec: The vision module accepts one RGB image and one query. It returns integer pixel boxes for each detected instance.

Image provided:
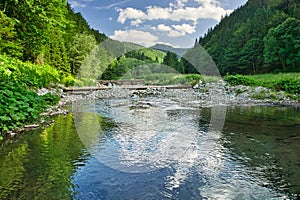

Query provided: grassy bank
[225,73,300,95]
[131,73,221,85]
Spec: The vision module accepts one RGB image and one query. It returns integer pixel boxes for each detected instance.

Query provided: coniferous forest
[195,0,300,75]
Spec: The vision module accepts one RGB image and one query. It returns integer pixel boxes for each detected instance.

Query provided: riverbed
[0,91,299,199]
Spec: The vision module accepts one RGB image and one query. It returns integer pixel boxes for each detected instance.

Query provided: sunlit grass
[136,73,222,85]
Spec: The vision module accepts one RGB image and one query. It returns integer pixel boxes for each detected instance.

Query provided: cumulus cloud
[155,23,196,37]
[117,7,147,24]
[172,23,196,34]
[117,0,233,25]
[110,30,158,47]
[157,24,172,32]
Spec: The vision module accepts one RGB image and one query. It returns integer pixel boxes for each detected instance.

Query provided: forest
[196,0,300,75]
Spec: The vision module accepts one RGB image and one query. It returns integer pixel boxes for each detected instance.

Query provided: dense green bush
[62,74,76,87]
[224,75,257,86]
[0,55,61,138]
[273,78,300,94]
[0,54,60,88]
[225,74,300,95]
[0,78,59,133]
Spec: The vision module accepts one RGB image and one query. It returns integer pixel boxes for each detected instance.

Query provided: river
[0,96,299,199]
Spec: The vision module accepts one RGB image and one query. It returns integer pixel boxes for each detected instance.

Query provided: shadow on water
[0,114,90,200]
[220,106,300,198]
[0,103,299,199]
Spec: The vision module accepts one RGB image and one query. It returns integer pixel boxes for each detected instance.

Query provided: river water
[0,96,299,199]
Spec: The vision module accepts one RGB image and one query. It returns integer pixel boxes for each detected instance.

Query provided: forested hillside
[195,0,300,75]
[0,0,109,133]
[0,1,106,74]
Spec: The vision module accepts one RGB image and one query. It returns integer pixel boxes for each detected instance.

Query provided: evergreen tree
[163,51,180,72]
[264,17,300,71]
[192,0,300,75]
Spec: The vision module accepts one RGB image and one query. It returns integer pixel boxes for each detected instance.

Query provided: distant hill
[150,43,190,57]
[194,0,300,75]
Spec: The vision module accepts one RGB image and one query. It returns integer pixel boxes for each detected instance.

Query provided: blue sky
[68,0,247,48]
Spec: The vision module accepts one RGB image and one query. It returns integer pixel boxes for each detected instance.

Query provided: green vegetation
[0,55,61,135]
[0,55,60,88]
[0,76,59,133]
[0,0,108,138]
[196,0,300,75]
[101,48,166,80]
[225,73,300,95]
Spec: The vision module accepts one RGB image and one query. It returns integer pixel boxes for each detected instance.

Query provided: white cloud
[155,23,196,37]
[168,30,185,37]
[130,19,143,26]
[172,23,196,34]
[157,24,172,32]
[110,30,158,47]
[116,1,233,25]
[117,8,146,24]
[146,6,172,20]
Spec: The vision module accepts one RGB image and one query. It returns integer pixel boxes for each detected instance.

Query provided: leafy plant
[224,75,257,86]
[273,78,300,94]
[0,54,60,88]
[0,78,59,134]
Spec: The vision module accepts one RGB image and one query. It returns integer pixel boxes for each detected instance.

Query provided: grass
[225,73,300,95]
[136,73,222,85]
[248,73,300,84]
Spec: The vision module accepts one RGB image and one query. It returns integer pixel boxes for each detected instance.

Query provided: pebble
[41,81,299,116]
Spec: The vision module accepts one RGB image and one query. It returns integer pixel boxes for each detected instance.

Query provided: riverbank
[2,80,299,140]
[41,80,300,115]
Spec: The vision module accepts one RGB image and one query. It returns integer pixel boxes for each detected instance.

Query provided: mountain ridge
[150,43,190,57]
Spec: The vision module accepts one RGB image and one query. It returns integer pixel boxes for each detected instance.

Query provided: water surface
[0,99,299,199]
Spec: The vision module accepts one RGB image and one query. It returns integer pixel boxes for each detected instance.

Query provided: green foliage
[0,11,22,58]
[102,57,148,80]
[125,48,165,63]
[225,73,300,95]
[62,74,76,87]
[272,78,300,94]
[0,55,60,88]
[264,17,300,71]
[163,51,183,73]
[137,73,219,86]
[0,78,59,133]
[196,0,299,75]
[224,75,257,86]
[68,33,97,75]
[74,78,96,87]
[0,0,108,74]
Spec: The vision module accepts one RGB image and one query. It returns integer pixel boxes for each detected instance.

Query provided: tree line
[0,0,107,75]
[194,0,300,75]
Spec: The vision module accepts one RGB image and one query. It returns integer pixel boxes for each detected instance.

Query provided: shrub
[0,78,59,133]
[62,74,75,87]
[0,54,60,88]
[273,78,300,94]
[224,75,257,86]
